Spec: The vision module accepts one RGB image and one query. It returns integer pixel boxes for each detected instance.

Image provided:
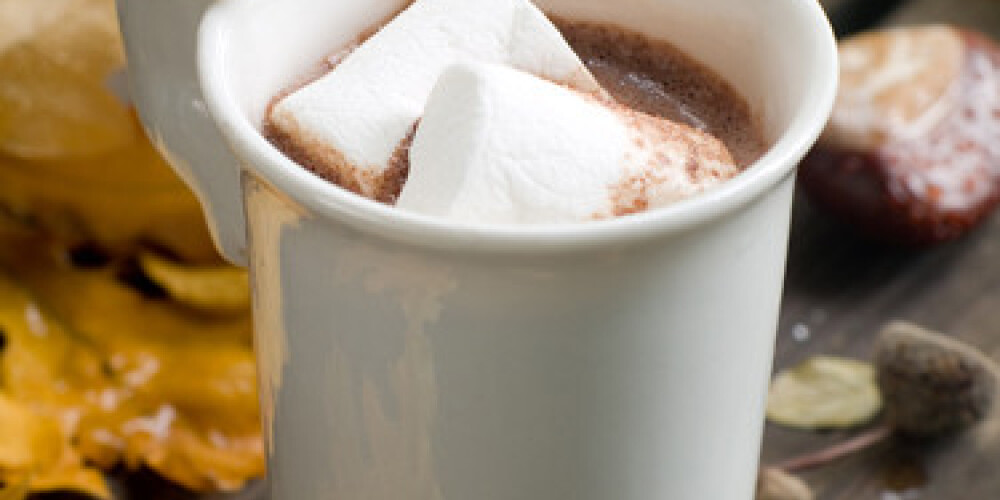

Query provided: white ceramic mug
[117,0,837,498]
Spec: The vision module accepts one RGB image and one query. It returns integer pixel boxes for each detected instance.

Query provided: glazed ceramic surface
[117,0,837,498]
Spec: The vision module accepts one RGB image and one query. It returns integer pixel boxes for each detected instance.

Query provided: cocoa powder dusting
[263,119,367,196]
[554,17,765,169]
[379,121,419,204]
[595,90,738,216]
[265,15,765,207]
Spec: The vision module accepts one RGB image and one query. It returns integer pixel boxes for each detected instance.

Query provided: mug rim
[199,0,838,254]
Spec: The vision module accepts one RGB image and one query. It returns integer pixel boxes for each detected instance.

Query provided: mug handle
[117,0,247,265]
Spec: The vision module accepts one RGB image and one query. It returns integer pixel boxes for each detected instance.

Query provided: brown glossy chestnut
[800,26,1000,244]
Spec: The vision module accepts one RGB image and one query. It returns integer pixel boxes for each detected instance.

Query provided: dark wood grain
[763,194,1000,499]
[761,1,1000,498]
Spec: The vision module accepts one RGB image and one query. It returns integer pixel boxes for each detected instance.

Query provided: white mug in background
[116,0,837,498]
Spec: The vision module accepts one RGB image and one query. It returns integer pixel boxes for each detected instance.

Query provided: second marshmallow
[397,63,740,224]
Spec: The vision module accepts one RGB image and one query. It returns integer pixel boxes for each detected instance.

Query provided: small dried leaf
[757,468,813,500]
[139,252,250,315]
[767,356,882,429]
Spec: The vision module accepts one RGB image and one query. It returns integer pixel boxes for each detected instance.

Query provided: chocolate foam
[555,18,765,169]
[266,16,765,205]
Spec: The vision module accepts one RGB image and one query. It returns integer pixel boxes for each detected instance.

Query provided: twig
[774,425,893,472]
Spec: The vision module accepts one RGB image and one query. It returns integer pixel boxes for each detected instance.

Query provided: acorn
[875,320,1000,436]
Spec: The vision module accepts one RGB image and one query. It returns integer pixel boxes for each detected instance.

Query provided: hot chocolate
[264,4,765,219]
[556,19,764,169]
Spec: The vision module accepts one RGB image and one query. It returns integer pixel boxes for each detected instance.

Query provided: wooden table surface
[763,1,1000,498]
[104,1,1000,498]
[764,199,1000,499]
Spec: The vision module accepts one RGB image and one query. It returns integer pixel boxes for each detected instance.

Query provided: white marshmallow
[396,63,740,224]
[270,0,603,199]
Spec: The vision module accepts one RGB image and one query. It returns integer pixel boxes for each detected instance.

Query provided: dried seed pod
[756,468,813,500]
[875,321,1000,436]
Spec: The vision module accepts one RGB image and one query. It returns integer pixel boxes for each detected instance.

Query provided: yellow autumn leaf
[0,0,132,159]
[0,138,219,263]
[0,0,262,491]
[27,449,110,500]
[115,415,264,492]
[140,252,251,315]
[767,356,883,430]
[0,394,109,500]
[0,475,28,500]
[0,0,218,263]
[0,274,112,499]
[0,246,263,492]
[0,394,62,471]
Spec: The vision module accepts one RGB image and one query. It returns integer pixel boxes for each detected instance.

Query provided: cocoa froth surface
[595,93,736,217]
[556,18,765,169]
[265,18,765,205]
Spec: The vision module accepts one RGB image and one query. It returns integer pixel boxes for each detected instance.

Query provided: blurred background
[2,0,1000,499]
[770,1,1000,499]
